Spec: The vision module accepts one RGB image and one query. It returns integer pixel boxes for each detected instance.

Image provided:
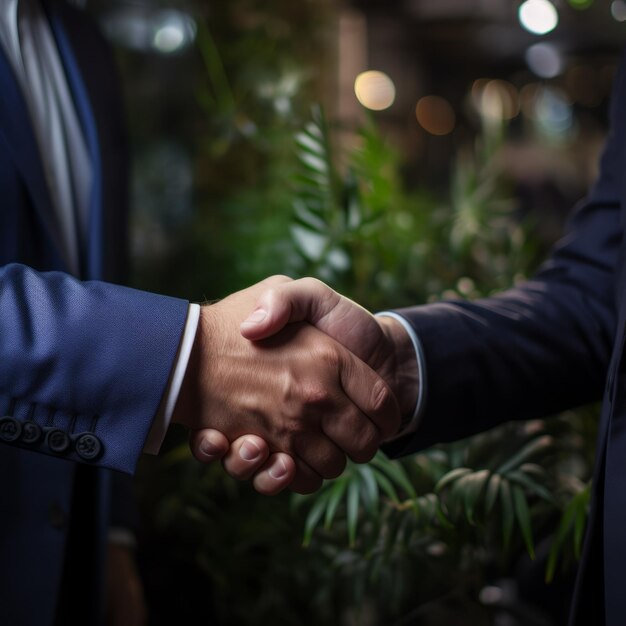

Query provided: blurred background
[81,0,624,624]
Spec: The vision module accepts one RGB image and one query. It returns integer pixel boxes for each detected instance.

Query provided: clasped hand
[172,276,418,494]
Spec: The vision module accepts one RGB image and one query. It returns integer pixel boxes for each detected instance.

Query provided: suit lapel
[0,43,69,270]
[45,0,104,280]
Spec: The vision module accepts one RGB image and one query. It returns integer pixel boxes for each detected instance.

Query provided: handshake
[172,276,419,495]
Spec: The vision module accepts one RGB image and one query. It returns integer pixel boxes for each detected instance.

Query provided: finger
[339,353,401,441]
[189,428,230,463]
[320,406,380,463]
[290,458,324,494]
[252,453,296,495]
[292,431,347,480]
[222,435,270,480]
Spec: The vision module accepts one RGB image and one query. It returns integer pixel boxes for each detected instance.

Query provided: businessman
[197,52,626,626]
[0,1,400,625]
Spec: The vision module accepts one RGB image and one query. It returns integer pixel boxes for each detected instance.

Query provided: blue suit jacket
[388,51,626,626]
[0,2,189,624]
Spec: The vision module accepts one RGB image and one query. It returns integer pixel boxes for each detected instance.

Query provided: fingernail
[268,458,288,480]
[199,438,220,460]
[240,439,262,461]
[242,308,267,326]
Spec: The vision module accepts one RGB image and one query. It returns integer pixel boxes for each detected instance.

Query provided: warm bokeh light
[415,96,456,135]
[525,43,563,78]
[518,0,559,35]
[354,71,396,111]
[471,79,519,120]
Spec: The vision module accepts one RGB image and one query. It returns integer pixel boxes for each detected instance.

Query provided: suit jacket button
[47,429,70,454]
[21,421,42,444]
[75,433,102,461]
[0,416,21,442]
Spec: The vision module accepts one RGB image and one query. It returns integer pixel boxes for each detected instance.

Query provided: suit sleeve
[0,263,189,473]
[384,55,626,457]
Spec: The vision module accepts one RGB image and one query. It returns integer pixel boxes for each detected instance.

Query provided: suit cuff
[144,303,201,454]
[376,311,426,440]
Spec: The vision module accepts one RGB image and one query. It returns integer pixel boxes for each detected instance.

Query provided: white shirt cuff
[376,311,426,439]
[144,303,201,454]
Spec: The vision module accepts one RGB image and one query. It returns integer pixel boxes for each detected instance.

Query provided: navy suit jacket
[388,52,626,626]
[0,2,189,624]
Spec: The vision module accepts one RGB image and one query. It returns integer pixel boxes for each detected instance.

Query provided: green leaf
[434,467,473,493]
[356,464,380,516]
[298,151,329,175]
[500,479,514,550]
[573,502,587,560]
[324,477,349,529]
[371,456,417,500]
[370,467,400,505]
[518,463,546,480]
[513,485,535,559]
[295,131,325,155]
[506,470,554,503]
[347,480,360,547]
[293,199,327,231]
[545,499,579,582]
[496,435,553,475]
[485,473,501,515]
[461,469,490,524]
[302,490,330,547]
[290,225,328,261]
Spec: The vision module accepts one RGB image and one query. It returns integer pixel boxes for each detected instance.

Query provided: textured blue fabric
[386,52,626,626]
[0,264,188,472]
[0,2,189,624]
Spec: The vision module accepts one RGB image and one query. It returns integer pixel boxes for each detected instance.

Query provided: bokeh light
[102,7,196,55]
[611,0,626,21]
[521,84,573,138]
[525,43,563,78]
[415,96,456,135]
[354,71,396,111]
[471,79,519,120]
[518,0,559,35]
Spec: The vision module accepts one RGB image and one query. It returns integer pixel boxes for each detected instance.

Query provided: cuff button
[0,416,21,442]
[47,429,71,454]
[21,421,43,444]
[75,433,102,461]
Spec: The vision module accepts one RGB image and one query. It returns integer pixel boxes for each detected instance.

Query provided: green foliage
[285,106,597,621]
[134,4,599,623]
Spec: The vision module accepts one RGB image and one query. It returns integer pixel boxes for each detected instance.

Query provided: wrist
[171,305,217,428]
[377,315,420,424]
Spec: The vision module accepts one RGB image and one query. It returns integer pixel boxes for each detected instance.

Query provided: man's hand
[240,277,419,418]
[191,277,420,494]
[173,277,400,494]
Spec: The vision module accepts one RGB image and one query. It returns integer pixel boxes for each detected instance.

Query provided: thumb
[240,277,342,341]
[240,278,383,365]
[239,286,295,340]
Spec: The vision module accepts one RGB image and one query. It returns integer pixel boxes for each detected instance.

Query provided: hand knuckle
[370,379,391,413]
[302,382,330,406]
